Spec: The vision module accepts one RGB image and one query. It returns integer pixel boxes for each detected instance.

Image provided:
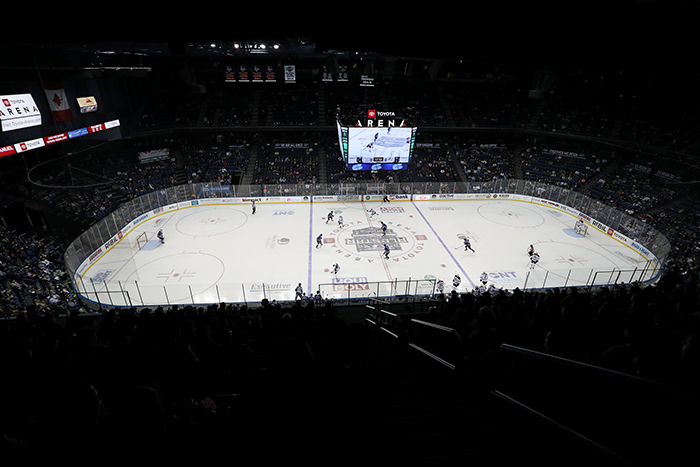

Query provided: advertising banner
[0,94,41,131]
[77,96,98,113]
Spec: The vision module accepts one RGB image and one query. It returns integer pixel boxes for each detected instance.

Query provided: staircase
[526,99,549,131]
[360,311,626,464]
[511,142,525,179]
[238,145,260,186]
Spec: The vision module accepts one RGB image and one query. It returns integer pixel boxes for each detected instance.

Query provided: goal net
[574,220,588,236]
[135,231,149,250]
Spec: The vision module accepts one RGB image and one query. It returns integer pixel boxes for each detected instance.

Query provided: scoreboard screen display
[348,126,414,164]
[337,121,417,170]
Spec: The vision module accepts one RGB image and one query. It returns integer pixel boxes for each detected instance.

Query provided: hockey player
[295,283,304,300]
[326,210,334,224]
[436,279,445,295]
[383,244,390,259]
[380,221,388,236]
[316,233,323,248]
[480,271,489,285]
[367,208,377,217]
[157,229,165,244]
[453,274,461,289]
[527,244,534,257]
[338,215,344,228]
[314,291,323,307]
[530,252,540,269]
[575,219,584,234]
[251,200,256,215]
[332,263,340,275]
[464,238,475,252]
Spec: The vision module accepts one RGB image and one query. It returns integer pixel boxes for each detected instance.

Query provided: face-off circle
[477,202,545,228]
[125,252,226,302]
[176,207,248,237]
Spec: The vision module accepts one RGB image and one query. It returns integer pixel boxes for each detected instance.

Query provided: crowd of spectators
[520,144,609,190]
[137,75,201,130]
[22,150,180,225]
[182,144,248,186]
[126,68,700,155]
[532,92,616,137]
[419,266,700,392]
[0,296,378,461]
[260,83,319,126]
[444,82,515,128]
[0,228,75,318]
[455,143,515,181]
[251,143,319,185]
[203,79,255,127]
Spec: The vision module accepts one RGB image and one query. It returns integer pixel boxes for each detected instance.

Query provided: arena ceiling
[5,1,699,75]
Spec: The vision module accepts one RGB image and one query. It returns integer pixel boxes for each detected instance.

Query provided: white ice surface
[77,198,656,307]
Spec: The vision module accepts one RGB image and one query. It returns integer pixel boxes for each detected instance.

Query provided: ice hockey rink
[75,195,660,308]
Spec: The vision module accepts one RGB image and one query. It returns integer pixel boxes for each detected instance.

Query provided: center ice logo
[345,226,408,253]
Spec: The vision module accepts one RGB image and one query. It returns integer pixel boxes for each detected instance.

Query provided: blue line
[307,197,314,296]
[411,200,476,288]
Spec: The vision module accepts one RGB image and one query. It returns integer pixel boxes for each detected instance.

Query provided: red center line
[361,199,392,281]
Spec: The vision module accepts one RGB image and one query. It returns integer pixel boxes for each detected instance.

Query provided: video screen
[347,126,414,164]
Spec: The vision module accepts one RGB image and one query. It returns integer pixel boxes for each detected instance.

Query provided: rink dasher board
[73,193,658,296]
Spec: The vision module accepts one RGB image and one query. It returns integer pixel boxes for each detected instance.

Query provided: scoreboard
[337,111,417,171]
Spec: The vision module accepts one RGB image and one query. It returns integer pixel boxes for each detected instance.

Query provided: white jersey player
[332,263,340,275]
[338,215,344,228]
[530,252,540,269]
[436,279,445,295]
[527,244,534,257]
[480,272,489,285]
[453,274,461,288]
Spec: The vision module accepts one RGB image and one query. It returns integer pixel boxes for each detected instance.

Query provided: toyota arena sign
[0,94,41,132]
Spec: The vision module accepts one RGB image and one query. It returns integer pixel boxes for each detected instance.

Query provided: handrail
[408,343,456,370]
[410,318,461,336]
[500,343,700,400]
[491,390,634,466]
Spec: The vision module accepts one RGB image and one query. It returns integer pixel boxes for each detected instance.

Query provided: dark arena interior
[2,7,700,464]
